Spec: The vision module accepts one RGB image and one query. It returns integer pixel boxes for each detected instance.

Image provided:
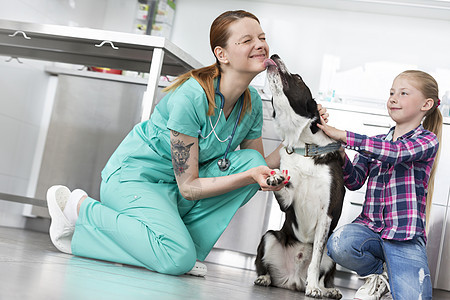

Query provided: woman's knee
[142,238,197,275]
[234,149,267,168]
[154,250,197,276]
[199,148,266,178]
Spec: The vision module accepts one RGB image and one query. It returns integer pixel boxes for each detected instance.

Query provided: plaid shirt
[342,125,439,242]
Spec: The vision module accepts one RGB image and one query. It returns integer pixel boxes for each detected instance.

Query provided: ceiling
[244,0,450,21]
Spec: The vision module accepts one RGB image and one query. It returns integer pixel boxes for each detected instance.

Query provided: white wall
[170,0,450,101]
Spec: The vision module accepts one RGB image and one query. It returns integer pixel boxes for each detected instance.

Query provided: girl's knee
[327,225,363,262]
[327,227,347,260]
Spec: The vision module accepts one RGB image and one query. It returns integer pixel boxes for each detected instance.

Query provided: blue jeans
[327,223,432,300]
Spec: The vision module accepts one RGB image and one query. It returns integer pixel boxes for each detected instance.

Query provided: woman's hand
[317,104,329,123]
[248,166,289,191]
[317,115,347,143]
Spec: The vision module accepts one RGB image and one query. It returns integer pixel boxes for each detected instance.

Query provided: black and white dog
[254,54,345,299]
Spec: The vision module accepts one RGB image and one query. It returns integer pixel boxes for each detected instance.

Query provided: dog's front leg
[305,214,332,298]
[273,187,294,212]
[269,170,294,211]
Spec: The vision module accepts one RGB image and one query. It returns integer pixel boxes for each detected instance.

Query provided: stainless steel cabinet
[29,72,149,219]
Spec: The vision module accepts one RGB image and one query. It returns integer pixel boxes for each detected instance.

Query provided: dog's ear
[288,74,316,118]
[310,104,321,134]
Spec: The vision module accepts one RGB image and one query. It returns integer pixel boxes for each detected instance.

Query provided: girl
[45,10,328,277]
[318,70,442,300]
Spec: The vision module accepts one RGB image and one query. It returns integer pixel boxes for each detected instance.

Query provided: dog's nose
[270,54,280,60]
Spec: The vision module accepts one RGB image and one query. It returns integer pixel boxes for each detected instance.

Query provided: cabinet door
[432,125,450,206]
[213,190,272,255]
[435,202,450,290]
[427,202,449,288]
[429,124,450,290]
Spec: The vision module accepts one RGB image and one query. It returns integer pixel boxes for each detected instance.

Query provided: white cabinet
[427,125,450,290]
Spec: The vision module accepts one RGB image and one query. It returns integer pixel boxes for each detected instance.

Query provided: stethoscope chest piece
[217,158,231,171]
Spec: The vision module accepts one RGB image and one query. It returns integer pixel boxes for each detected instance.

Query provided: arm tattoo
[171,130,180,137]
[171,139,194,176]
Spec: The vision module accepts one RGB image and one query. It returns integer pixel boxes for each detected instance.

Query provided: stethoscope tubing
[222,97,243,160]
[197,76,244,171]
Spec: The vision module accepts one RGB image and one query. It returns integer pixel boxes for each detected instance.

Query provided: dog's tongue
[264,58,277,68]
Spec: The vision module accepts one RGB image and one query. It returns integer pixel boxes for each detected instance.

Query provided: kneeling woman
[46,10,328,276]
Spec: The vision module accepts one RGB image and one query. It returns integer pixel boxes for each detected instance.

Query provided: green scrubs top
[101,77,263,184]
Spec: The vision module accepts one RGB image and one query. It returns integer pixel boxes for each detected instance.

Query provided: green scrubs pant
[71,149,265,275]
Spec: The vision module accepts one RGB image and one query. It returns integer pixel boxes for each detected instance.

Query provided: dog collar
[285,142,341,157]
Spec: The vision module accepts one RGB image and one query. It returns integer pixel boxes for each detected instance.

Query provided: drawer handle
[5,56,23,64]
[363,122,391,128]
[350,200,363,206]
[95,40,119,50]
[8,30,31,40]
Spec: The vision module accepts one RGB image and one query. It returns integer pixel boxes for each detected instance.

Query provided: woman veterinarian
[46,10,328,276]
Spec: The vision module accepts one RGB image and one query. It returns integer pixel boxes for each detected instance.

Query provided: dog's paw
[266,169,285,186]
[323,287,342,299]
[254,275,271,287]
[305,285,323,299]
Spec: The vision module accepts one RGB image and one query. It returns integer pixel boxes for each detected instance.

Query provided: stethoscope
[197,76,244,171]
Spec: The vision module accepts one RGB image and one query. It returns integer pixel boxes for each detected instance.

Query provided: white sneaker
[354,269,390,300]
[186,261,207,277]
[46,185,74,254]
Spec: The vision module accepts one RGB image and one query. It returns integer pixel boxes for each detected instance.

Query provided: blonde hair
[397,70,443,229]
[163,10,260,121]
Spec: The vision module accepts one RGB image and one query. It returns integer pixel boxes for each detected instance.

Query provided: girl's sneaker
[354,269,390,300]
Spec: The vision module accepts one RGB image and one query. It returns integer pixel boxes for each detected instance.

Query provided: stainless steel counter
[0,19,201,74]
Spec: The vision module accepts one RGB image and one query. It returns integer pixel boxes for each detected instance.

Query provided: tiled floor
[1,226,449,300]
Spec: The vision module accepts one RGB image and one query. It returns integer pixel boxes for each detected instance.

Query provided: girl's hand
[249,166,289,191]
[317,104,329,123]
[317,115,347,143]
